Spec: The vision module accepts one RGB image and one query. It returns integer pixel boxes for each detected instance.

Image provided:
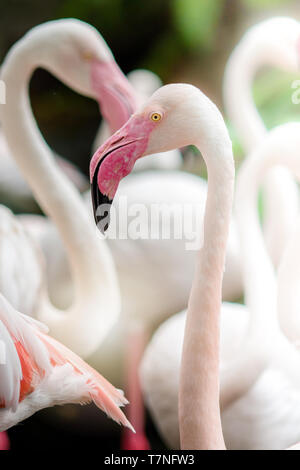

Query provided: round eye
[82,51,94,61]
[150,112,162,122]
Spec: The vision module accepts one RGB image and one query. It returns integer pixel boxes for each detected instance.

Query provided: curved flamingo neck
[235,156,278,325]
[0,32,120,356]
[220,138,279,409]
[236,126,300,330]
[179,109,234,450]
[224,23,299,271]
[223,39,266,152]
[262,126,300,343]
[278,217,300,343]
[221,124,300,409]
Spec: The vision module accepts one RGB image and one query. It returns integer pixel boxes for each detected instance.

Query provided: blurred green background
[0,0,299,177]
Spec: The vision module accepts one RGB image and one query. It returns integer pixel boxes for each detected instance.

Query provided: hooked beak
[90,137,136,233]
[90,116,152,233]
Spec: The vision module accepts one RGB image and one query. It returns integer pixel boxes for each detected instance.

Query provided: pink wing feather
[37,331,134,432]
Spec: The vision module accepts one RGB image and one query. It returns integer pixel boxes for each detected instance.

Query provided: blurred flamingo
[224,16,300,266]
[1,19,127,358]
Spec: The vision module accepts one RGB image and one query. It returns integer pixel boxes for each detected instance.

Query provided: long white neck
[179,109,234,450]
[269,125,300,345]
[223,38,266,152]
[235,149,278,327]
[0,33,120,357]
[224,30,299,266]
[278,218,300,343]
[222,123,300,408]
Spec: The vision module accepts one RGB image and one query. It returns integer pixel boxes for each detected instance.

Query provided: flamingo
[223,16,300,266]
[140,123,300,449]
[0,293,133,434]
[0,19,127,358]
[277,128,300,345]
[278,214,300,343]
[89,82,235,448]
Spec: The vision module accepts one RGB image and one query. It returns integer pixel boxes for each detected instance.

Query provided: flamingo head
[251,17,300,71]
[34,19,138,132]
[90,83,216,232]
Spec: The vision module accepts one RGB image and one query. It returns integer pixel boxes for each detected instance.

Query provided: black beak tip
[91,175,113,234]
[93,198,113,234]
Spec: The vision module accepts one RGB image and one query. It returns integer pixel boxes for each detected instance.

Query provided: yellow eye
[150,112,162,122]
[82,51,94,61]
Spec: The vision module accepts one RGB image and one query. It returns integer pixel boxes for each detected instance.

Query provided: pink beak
[90,115,155,233]
[91,61,139,134]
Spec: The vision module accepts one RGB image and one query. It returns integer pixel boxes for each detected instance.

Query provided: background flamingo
[1,19,123,357]
[223,16,300,266]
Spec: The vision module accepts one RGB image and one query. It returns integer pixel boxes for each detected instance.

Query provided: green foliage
[142,33,181,80]
[57,0,121,21]
[55,0,123,45]
[172,0,224,51]
[253,69,300,130]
